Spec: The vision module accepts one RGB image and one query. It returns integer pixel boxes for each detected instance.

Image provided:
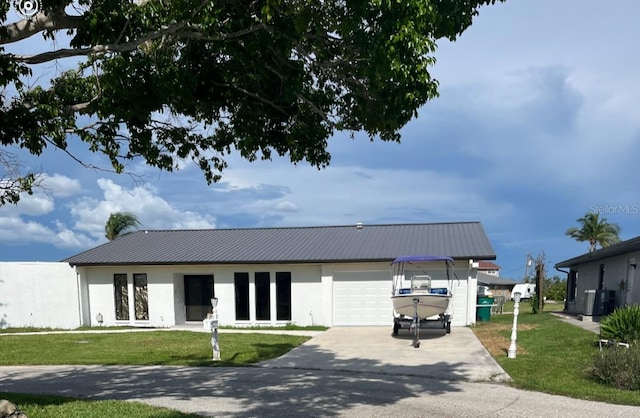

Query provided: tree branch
[0,12,82,45]
[10,22,270,64]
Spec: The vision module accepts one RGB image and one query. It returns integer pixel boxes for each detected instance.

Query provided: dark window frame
[255,272,271,321]
[568,270,578,302]
[276,272,292,321]
[133,273,149,321]
[234,272,250,321]
[114,273,129,320]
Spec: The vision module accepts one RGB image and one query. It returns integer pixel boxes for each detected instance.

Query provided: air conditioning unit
[584,289,616,316]
[583,290,599,316]
[601,290,616,315]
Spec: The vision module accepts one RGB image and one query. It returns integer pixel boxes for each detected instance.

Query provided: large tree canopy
[1,0,503,205]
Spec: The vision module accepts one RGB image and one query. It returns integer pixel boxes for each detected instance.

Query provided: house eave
[555,236,640,268]
[66,254,496,268]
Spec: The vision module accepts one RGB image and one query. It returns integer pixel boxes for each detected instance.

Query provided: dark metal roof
[555,235,640,268]
[62,222,496,266]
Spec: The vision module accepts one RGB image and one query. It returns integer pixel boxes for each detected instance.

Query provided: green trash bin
[476,296,494,322]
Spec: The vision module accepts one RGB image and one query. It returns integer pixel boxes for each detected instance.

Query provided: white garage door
[333,271,393,326]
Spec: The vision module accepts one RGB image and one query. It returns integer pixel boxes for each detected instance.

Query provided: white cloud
[3,193,55,216]
[70,178,217,240]
[42,174,82,197]
[0,216,95,249]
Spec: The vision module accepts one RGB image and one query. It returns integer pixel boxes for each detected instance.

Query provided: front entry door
[184,275,215,321]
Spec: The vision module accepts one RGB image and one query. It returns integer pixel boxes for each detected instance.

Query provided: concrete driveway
[259,326,509,382]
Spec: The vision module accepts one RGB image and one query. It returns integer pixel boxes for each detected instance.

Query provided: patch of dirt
[472,323,539,357]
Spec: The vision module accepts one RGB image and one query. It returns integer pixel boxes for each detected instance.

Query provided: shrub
[591,344,640,390]
[529,293,544,314]
[600,305,640,344]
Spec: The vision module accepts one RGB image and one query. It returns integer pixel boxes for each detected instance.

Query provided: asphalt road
[1,365,639,417]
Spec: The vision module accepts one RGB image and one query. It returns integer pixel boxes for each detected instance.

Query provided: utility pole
[534,253,545,314]
[524,253,532,282]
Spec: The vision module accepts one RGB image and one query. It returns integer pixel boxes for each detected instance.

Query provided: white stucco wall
[80,264,324,327]
[0,262,81,329]
[1,258,478,329]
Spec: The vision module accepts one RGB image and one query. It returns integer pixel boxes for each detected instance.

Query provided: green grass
[500,299,564,314]
[473,311,640,405]
[0,330,311,416]
[0,392,201,417]
[220,324,328,331]
[0,325,327,333]
[0,331,309,366]
[0,326,138,334]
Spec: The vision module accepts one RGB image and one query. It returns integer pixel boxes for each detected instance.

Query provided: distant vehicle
[477,285,492,297]
[511,283,536,300]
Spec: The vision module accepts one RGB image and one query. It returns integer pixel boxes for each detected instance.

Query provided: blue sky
[2,0,640,280]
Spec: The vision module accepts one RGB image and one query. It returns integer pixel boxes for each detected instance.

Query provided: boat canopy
[391,255,454,264]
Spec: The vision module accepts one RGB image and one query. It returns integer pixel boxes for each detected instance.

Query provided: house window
[255,272,271,321]
[276,272,292,321]
[568,270,577,302]
[114,274,129,320]
[234,272,250,320]
[134,273,149,320]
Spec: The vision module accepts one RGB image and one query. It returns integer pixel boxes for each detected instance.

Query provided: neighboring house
[555,235,640,317]
[476,272,517,298]
[478,261,501,276]
[1,222,496,329]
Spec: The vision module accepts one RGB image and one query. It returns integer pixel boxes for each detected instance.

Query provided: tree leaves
[1,0,505,205]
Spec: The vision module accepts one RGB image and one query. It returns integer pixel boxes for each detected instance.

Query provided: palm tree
[105,212,141,241]
[565,212,621,252]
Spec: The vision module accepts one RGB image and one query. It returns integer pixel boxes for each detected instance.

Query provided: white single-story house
[555,235,640,317]
[1,222,496,329]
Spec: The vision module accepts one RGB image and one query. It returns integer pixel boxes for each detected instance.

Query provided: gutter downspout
[73,265,84,327]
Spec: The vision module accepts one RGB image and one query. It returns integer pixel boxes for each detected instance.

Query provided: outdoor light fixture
[508,292,522,359]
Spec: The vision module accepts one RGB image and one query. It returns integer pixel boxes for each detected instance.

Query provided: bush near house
[600,305,640,344]
[591,345,640,390]
[591,305,640,390]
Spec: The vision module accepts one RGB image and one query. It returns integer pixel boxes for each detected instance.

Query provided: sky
[2,0,640,280]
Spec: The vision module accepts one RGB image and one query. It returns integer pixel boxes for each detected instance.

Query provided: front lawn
[0,330,309,366]
[0,392,200,418]
[473,311,640,406]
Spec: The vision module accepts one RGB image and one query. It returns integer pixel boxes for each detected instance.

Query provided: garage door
[332,271,393,326]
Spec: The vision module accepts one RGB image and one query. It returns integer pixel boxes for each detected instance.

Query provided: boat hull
[391,294,452,319]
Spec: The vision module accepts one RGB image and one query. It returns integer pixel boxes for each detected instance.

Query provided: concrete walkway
[550,311,601,334]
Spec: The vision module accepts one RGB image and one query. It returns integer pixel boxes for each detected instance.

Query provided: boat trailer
[393,297,452,348]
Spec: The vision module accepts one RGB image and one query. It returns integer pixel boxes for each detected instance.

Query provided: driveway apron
[258,326,509,382]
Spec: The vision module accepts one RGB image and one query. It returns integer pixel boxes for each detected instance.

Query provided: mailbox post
[203,297,221,361]
[508,292,521,359]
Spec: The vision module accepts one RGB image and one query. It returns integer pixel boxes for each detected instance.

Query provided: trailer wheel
[393,322,400,336]
[446,321,451,334]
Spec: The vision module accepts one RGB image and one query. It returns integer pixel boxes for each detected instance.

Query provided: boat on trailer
[390,255,456,347]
